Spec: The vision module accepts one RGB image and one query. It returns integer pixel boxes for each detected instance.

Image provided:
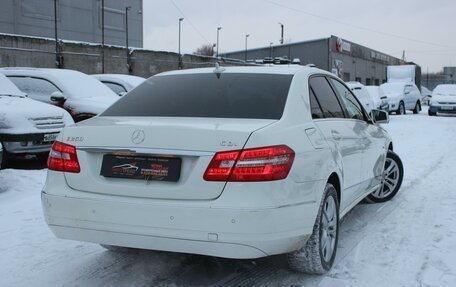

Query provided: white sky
[143,0,456,73]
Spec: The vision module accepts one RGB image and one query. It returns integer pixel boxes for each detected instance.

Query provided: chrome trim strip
[77,146,215,157]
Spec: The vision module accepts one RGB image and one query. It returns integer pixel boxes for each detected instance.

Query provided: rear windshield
[101,73,293,119]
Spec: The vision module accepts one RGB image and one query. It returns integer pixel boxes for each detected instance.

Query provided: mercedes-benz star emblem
[131,129,145,144]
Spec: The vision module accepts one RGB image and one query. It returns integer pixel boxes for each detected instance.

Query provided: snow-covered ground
[1,108,456,287]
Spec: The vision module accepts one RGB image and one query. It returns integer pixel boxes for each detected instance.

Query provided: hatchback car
[1,68,118,122]
[42,66,403,274]
[428,84,456,116]
[380,82,421,115]
[0,73,74,168]
[92,74,145,96]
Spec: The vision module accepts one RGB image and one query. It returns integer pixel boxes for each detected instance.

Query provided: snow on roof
[92,74,146,87]
[433,84,456,94]
[346,81,364,88]
[0,68,118,100]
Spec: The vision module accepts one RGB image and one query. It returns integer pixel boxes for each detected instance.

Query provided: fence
[0,33,248,78]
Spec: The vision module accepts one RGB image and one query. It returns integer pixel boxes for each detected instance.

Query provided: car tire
[1,147,8,169]
[428,109,436,116]
[287,183,339,274]
[396,102,405,115]
[413,101,421,114]
[365,151,403,203]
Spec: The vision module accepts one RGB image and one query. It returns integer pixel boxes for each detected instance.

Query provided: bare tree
[194,44,214,56]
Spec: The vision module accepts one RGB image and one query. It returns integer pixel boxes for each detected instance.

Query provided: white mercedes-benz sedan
[42,66,403,274]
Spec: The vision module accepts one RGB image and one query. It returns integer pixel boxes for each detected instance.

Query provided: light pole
[53,0,61,68]
[125,6,131,73]
[279,22,284,44]
[269,42,273,58]
[216,27,222,58]
[244,34,250,61]
[101,0,105,73]
[178,17,184,69]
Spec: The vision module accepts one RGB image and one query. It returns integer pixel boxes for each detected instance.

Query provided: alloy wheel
[371,157,400,199]
[320,196,337,262]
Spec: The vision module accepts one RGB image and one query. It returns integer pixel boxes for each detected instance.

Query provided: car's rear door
[329,78,385,197]
[309,76,364,210]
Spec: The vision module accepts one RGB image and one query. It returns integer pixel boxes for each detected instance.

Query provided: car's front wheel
[396,102,405,115]
[428,109,436,116]
[365,151,403,203]
[287,183,339,274]
[413,101,421,114]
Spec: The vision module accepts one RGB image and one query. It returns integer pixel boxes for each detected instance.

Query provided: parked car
[345,82,375,113]
[92,74,146,96]
[380,82,421,115]
[0,73,74,168]
[365,86,389,111]
[421,86,432,105]
[42,66,403,274]
[1,68,118,122]
[428,84,456,116]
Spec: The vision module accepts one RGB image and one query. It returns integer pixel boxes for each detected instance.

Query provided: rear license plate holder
[43,133,58,142]
[100,154,181,182]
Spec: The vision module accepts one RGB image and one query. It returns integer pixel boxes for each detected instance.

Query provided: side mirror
[370,109,389,124]
[50,91,66,103]
[404,91,410,95]
[428,95,432,98]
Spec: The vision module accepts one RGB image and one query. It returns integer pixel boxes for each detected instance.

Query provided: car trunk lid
[62,116,275,200]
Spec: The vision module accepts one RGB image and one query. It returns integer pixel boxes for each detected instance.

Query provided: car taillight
[47,141,80,173]
[204,145,294,182]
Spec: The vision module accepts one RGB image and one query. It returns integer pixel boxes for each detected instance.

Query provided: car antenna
[214,62,225,79]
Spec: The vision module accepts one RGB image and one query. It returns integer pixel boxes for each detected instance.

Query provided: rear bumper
[0,132,58,154]
[41,188,317,259]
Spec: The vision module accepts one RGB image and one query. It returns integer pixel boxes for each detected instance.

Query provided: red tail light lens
[47,141,80,173]
[204,145,294,182]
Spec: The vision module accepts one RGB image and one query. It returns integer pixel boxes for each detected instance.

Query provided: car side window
[309,76,345,118]
[309,88,324,119]
[329,78,365,121]
[103,82,127,95]
[8,76,61,104]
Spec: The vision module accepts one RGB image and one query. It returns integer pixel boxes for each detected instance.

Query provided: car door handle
[331,130,341,140]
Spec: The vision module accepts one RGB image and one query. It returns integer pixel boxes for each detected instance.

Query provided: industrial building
[223,35,405,85]
[0,0,143,47]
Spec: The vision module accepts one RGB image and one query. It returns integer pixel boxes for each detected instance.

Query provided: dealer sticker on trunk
[100,154,181,182]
